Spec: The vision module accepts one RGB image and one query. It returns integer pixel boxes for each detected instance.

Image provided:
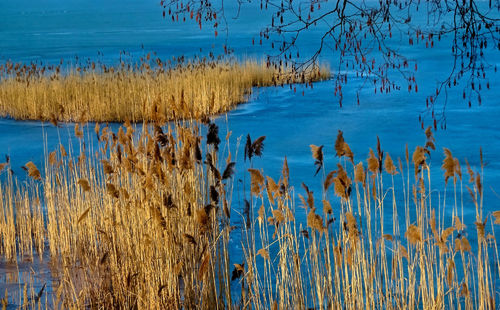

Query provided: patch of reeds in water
[0,58,329,123]
[1,119,236,308]
[0,122,498,309]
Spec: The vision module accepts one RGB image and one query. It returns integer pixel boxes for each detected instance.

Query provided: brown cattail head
[248,169,265,196]
[343,143,354,163]
[405,144,409,164]
[251,136,266,157]
[454,216,465,231]
[412,146,427,177]
[367,149,379,174]
[354,162,365,185]
[94,123,101,141]
[334,130,354,163]
[309,144,324,176]
[257,248,270,260]
[493,210,500,224]
[244,134,253,161]
[310,144,323,162]
[322,199,333,215]
[475,173,482,199]
[333,164,352,200]
[459,283,469,297]
[376,137,384,172]
[455,236,471,253]
[60,144,67,157]
[301,182,314,209]
[334,130,345,156]
[384,153,398,175]
[324,170,336,192]
[442,148,456,185]
[222,162,236,180]
[424,126,436,151]
[447,258,455,287]
[475,217,487,241]
[405,224,422,245]
[198,251,211,281]
[206,122,220,151]
[441,226,455,242]
[430,209,438,239]
[345,212,360,244]
[400,246,409,260]
[48,150,59,166]
[266,176,279,204]
[25,161,41,180]
[196,208,209,229]
[281,157,289,189]
[454,158,462,181]
[102,160,114,174]
[271,209,285,225]
[465,159,474,184]
[78,179,91,192]
[257,204,265,224]
[106,183,119,198]
[307,208,325,233]
[74,123,84,139]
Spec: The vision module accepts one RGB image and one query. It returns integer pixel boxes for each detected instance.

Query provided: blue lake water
[0,0,499,307]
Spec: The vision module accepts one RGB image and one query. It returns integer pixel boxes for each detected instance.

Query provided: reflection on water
[0,254,53,308]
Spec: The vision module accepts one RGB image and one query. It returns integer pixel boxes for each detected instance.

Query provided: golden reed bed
[0,122,498,309]
[0,58,329,122]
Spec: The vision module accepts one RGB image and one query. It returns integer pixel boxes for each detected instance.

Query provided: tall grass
[0,58,329,122]
[242,129,499,309]
[2,119,240,308]
[0,121,498,309]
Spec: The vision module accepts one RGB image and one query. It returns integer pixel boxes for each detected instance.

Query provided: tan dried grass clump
[0,59,330,122]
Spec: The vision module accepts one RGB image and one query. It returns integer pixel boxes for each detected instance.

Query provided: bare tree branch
[162,0,500,129]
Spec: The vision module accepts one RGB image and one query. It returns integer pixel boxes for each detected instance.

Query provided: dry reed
[0,116,498,309]
[0,58,329,122]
